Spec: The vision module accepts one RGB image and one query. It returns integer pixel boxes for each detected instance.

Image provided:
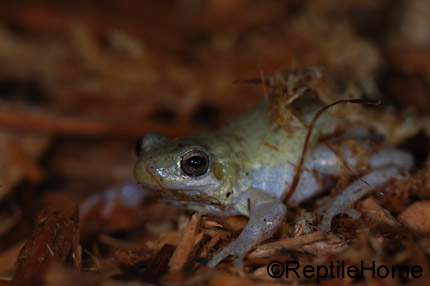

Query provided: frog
[134,95,413,268]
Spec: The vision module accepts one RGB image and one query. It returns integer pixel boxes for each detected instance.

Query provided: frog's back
[207,100,340,198]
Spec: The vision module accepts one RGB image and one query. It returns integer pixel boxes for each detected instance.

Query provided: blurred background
[0,0,429,282]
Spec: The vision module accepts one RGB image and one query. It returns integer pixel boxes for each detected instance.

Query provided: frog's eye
[135,132,168,156]
[181,150,209,177]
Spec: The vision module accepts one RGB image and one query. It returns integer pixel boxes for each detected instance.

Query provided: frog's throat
[153,186,222,205]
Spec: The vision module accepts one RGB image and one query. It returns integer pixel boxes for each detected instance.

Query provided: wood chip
[248,232,324,259]
[301,236,349,256]
[203,228,230,240]
[168,213,201,273]
[10,209,79,286]
[116,249,151,276]
[358,197,400,230]
[203,220,223,228]
[199,233,222,259]
[398,201,430,235]
[142,244,175,283]
[215,216,247,233]
[0,241,25,276]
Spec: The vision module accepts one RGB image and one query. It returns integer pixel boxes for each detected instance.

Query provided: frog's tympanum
[134,72,413,268]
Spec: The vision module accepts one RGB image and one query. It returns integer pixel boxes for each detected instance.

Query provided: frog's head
[134,132,235,205]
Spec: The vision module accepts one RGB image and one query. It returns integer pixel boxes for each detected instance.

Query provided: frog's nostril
[145,164,157,174]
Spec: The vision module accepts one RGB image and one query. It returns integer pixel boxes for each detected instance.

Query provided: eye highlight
[181,150,209,177]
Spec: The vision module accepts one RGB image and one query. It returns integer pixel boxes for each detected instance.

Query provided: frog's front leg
[208,188,286,268]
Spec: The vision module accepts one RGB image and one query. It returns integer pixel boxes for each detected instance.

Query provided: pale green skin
[134,101,412,267]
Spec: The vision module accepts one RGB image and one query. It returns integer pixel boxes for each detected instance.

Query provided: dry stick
[0,110,201,138]
[282,99,381,203]
[323,139,372,188]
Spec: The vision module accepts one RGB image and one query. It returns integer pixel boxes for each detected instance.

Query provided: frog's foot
[208,188,287,268]
[317,166,400,231]
[208,234,255,268]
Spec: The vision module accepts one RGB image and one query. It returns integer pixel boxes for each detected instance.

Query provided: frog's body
[134,99,413,268]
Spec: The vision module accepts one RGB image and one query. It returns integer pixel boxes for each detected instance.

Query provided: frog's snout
[134,159,155,186]
[134,132,170,187]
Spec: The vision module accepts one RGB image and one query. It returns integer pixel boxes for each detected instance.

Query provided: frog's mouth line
[143,166,221,205]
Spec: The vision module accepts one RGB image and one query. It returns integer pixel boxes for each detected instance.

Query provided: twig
[282,99,381,202]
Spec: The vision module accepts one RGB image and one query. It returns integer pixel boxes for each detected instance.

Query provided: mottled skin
[134,101,413,268]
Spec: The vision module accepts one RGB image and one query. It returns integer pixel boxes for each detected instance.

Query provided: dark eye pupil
[181,150,209,177]
[187,156,204,169]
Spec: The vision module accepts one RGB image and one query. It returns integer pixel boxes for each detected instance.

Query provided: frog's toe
[233,256,244,268]
[207,246,234,268]
[208,239,251,268]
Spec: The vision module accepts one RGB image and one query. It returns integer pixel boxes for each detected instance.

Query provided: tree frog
[134,96,413,268]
